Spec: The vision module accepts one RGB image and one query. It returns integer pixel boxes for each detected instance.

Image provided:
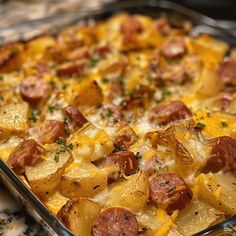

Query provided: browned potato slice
[187,35,229,65]
[25,144,72,199]
[44,191,69,215]
[57,199,101,236]
[196,67,223,97]
[69,123,114,162]
[176,199,223,236]
[146,120,207,176]
[26,36,56,57]
[71,79,103,106]
[0,103,29,136]
[59,161,107,198]
[105,172,149,212]
[198,172,236,214]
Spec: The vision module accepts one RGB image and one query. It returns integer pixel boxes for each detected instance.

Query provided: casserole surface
[0,2,236,235]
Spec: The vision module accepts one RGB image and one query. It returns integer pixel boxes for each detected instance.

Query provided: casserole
[0,0,236,235]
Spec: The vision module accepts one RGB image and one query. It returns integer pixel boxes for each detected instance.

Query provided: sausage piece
[120,17,142,35]
[149,173,192,214]
[157,64,188,85]
[99,104,124,125]
[7,139,44,174]
[161,38,186,59]
[205,136,236,172]
[114,125,138,150]
[30,120,66,144]
[64,105,88,129]
[218,60,236,87]
[20,76,50,104]
[56,60,88,77]
[120,17,142,45]
[92,207,139,236]
[106,151,138,180]
[149,100,192,125]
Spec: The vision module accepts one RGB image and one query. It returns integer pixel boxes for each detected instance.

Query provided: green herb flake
[56,137,65,145]
[105,108,113,117]
[48,104,61,113]
[221,121,228,128]
[90,57,99,67]
[62,83,68,90]
[156,89,171,103]
[0,95,4,101]
[48,80,56,88]
[67,143,73,150]
[195,122,206,130]
[29,109,40,123]
[135,152,142,160]
[54,153,60,162]
[0,76,4,81]
[101,78,109,84]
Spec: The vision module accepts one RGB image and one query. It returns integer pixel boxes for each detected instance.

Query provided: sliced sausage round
[20,76,50,104]
[218,60,236,87]
[149,173,192,214]
[205,136,236,172]
[30,120,66,144]
[7,139,44,173]
[107,151,138,179]
[92,207,139,236]
[149,100,192,125]
[64,105,88,129]
[161,38,186,58]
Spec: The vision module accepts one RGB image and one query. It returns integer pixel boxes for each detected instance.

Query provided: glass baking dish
[0,0,236,235]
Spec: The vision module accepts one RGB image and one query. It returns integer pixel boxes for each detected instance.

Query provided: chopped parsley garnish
[135,152,142,160]
[62,83,68,90]
[90,57,99,67]
[156,89,171,103]
[54,153,60,162]
[29,109,40,123]
[0,76,4,81]
[195,122,206,130]
[0,95,4,101]
[54,138,73,162]
[221,121,228,128]
[48,80,56,88]
[101,78,109,84]
[101,108,114,118]
[48,104,61,113]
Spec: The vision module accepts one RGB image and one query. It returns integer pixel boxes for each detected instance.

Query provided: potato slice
[69,123,113,162]
[44,191,69,216]
[105,172,149,212]
[197,172,236,214]
[0,103,29,136]
[25,144,72,199]
[188,35,229,65]
[176,199,223,236]
[196,67,222,97]
[26,36,56,57]
[58,199,101,236]
[71,79,103,106]
[59,161,107,198]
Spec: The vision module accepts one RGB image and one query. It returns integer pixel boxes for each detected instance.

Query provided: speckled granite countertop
[0,186,46,236]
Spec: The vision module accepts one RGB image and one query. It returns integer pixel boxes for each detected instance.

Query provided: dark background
[167,0,235,20]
